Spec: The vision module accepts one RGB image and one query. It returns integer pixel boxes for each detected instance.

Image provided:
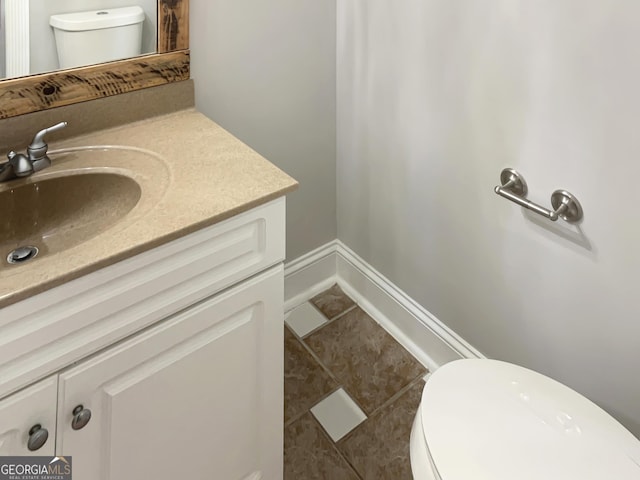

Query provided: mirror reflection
[1,0,157,80]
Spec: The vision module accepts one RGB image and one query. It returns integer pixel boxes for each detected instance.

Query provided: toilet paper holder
[494,168,583,223]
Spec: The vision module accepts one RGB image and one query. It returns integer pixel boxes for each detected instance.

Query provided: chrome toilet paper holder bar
[494,168,583,223]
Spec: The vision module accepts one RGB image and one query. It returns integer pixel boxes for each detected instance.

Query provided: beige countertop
[0,108,298,307]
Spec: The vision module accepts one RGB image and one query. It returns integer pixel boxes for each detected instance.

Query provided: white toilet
[50,6,145,70]
[410,359,640,479]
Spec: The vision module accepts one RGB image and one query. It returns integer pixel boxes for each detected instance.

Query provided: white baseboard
[284,240,484,371]
[284,241,338,312]
[335,242,484,372]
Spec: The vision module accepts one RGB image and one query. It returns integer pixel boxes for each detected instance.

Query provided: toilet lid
[50,6,145,32]
[420,359,640,480]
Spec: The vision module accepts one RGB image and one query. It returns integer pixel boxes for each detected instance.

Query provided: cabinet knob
[71,405,92,430]
[27,424,49,451]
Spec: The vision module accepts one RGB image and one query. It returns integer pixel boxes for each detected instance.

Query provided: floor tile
[311,284,356,319]
[305,307,427,414]
[311,388,367,442]
[285,301,329,337]
[284,413,361,480]
[338,380,425,480]
[284,326,338,424]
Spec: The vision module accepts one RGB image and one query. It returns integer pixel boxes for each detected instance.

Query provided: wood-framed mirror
[0,0,189,119]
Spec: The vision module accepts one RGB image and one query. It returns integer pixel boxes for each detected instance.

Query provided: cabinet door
[56,265,284,480]
[0,376,57,456]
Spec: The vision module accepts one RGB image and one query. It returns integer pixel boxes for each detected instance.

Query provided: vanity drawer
[0,197,285,398]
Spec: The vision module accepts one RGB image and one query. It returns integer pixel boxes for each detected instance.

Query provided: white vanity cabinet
[0,198,287,480]
[0,376,57,456]
[57,266,283,480]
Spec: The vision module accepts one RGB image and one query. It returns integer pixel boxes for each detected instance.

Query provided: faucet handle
[28,121,67,156]
[7,151,33,177]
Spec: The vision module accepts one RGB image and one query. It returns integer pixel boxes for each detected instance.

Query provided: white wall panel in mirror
[1,0,157,79]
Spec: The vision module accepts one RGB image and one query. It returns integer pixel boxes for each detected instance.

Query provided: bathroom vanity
[0,104,297,480]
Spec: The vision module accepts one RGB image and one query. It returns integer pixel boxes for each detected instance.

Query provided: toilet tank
[50,6,145,70]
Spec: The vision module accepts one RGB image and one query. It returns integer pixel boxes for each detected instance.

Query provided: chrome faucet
[0,121,67,182]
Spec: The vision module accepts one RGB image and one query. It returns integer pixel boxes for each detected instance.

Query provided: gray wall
[337,0,640,437]
[190,0,337,261]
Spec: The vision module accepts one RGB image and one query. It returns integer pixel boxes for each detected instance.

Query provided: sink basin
[0,172,141,264]
[0,145,169,272]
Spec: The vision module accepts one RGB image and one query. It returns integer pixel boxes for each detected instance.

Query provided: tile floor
[284,284,428,479]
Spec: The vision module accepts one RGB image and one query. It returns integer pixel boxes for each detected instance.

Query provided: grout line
[284,408,308,429]
[286,316,345,389]
[301,302,358,339]
[285,322,372,425]
[309,385,343,413]
[336,373,426,452]
[326,303,359,322]
[306,283,359,320]
[308,411,365,480]
[295,333,371,417]
[298,340,343,393]
[284,385,342,429]
[283,413,303,430]
[365,373,426,420]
